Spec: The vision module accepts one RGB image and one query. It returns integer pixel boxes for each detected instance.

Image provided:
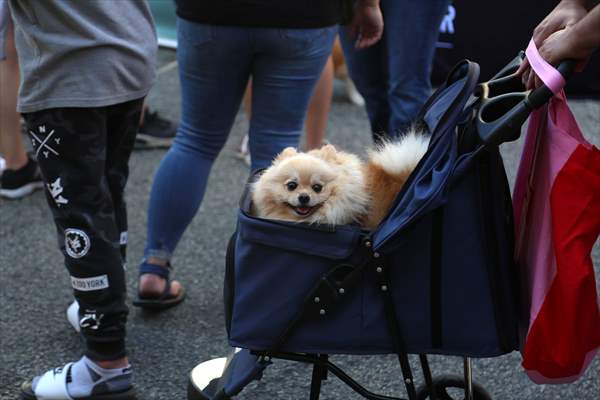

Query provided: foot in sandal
[132,261,185,311]
[20,356,135,400]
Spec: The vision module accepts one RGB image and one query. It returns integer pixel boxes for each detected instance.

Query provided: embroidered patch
[120,231,128,245]
[79,310,104,331]
[65,229,91,258]
[47,177,69,206]
[71,275,109,291]
[30,125,60,159]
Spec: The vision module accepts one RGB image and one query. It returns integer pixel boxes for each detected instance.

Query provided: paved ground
[1,49,599,400]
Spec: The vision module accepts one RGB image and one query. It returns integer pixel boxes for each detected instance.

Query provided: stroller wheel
[416,374,492,400]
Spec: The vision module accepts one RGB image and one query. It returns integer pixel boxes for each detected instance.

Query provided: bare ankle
[95,357,129,369]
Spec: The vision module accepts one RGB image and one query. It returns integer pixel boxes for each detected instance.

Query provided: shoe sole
[132,288,186,311]
[21,384,137,400]
[0,182,44,199]
[135,133,174,149]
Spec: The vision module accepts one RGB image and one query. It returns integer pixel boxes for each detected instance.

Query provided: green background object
[148,0,177,48]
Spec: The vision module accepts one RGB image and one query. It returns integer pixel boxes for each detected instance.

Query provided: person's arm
[348,0,383,49]
[538,3,600,66]
[531,0,589,47]
[518,0,599,89]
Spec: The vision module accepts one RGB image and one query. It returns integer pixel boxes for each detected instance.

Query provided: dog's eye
[312,184,323,193]
[286,181,298,191]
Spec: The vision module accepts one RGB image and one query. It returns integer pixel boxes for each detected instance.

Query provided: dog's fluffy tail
[368,128,430,178]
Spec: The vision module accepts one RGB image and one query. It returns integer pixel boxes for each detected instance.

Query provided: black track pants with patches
[23,98,144,361]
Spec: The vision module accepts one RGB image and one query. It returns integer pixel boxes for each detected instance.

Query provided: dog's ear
[275,147,298,162]
[312,144,338,163]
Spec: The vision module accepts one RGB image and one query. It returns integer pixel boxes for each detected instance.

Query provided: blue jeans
[340,0,450,142]
[144,18,337,262]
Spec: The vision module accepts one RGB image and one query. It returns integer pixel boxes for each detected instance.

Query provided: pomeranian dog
[251,146,370,226]
[252,129,429,229]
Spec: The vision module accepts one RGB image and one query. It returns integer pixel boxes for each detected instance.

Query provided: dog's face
[253,148,337,222]
[252,146,369,225]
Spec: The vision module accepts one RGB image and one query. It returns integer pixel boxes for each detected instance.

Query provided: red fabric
[522,144,600,380]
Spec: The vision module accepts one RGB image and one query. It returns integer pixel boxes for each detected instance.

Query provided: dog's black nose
[298,194,310,205]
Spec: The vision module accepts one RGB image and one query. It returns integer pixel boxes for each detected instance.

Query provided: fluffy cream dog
[251,146,369,225]
[252,130,429,229]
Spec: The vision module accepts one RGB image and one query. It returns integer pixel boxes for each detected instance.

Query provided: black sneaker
[0,156,44,199]
[135,110,177,149]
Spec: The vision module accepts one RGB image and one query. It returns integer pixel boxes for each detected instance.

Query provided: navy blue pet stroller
[187,54,575,400]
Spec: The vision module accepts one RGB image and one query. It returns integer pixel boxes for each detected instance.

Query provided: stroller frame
[188,54,575,400]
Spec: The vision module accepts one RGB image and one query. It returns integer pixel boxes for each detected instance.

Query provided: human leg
[20,105,136,398]
[382,0,450,135]
[242,51,334,156]
[249,26,337,171]
[135,101,178,149]
[105,98,145,261]
[304,55,334,150]
[338,25,390,143]
[0,17,25,168]
[0,16,42,198]
[233,80,252,166]
[137,20,252,304]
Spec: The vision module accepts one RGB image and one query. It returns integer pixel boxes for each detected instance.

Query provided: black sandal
[132,263,185,311]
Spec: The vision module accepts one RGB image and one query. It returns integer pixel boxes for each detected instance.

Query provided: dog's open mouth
[287,203,321,217]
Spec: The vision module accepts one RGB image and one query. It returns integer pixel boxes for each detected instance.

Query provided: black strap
[478,150,514,352]
[430,207,444,349]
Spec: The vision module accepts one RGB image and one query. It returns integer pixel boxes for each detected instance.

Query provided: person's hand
[348,0,384,49]
[532,0,587,47]
[520,25,594,90]
[538,28,585,67]
[517,0,588,89]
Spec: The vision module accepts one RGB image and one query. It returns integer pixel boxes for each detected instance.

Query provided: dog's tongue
[297,206,310,214]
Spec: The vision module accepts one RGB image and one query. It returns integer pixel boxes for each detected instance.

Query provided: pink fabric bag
[513,40,600,384]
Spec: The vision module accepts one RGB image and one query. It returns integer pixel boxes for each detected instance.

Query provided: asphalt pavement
[1,48,599,400]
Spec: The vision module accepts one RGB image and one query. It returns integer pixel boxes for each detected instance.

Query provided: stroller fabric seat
[224,60,521,359]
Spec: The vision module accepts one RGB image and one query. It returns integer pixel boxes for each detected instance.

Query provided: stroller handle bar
[528,59,576,108]
[475,54,576,146]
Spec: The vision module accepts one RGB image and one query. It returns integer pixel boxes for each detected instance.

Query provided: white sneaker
[67,300,81,333]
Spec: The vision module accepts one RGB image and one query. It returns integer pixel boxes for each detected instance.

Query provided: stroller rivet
[381,285,388,291]
[339,288,345,294]
[365,241,372,248]
[319,309,326,315]
[314,297,320,303]
[373,252,380,258]
[264,356,271,362]
[405,378,412,384]
[376,267,383,273]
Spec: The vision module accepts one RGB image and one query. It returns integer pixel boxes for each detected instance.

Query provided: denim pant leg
[383,0,450,135]
[340,0,450,140]
[144,20,252,262]
[249,26,338,171]
[339,28,390,142]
